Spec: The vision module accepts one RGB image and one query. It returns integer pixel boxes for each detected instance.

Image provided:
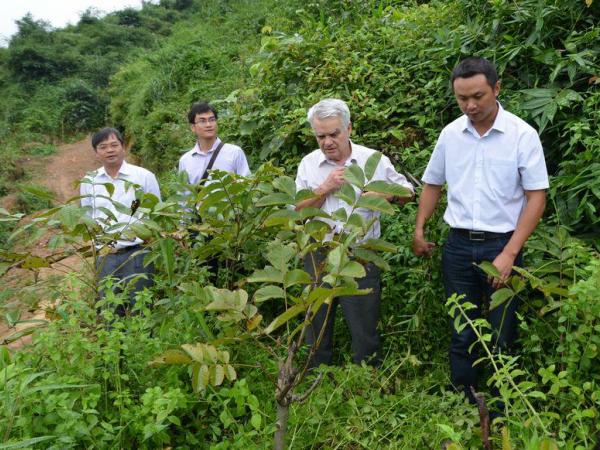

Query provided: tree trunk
[273,400,289,450]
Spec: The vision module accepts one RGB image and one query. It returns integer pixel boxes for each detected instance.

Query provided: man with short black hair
[178,101,250,186]
[296,98,414,367]
[413,57,549,408]
[81,127,161,316]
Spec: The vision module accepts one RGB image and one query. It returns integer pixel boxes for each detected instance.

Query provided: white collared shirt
[80,161,161,249]
[178,137,251,185]
[296,142,414,240]
[422,104,549,232]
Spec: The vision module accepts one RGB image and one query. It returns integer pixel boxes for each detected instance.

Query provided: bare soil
[0,137,100,349]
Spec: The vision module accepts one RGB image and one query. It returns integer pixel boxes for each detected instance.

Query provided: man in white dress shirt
[178,101,250,188]
[296,98,414,367]
[412,57,548,407]
[81,128,161,316]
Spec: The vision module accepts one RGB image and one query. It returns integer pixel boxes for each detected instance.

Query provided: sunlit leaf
[338,261,366,278]
[254,285,286,302]
[344,164,365,189]
[364,151,382,181]
[355,195,394,214]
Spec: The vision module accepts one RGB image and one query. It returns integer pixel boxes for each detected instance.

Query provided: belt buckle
[469,231,485,242]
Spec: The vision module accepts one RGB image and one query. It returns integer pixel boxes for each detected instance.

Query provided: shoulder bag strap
[199,141,225,183]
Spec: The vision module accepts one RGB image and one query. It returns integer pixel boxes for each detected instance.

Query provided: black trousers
[442,229,522,401]
[97,246,154,316]
[303,250,381,367]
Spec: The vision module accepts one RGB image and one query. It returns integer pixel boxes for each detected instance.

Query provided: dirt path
[0,137,100,349]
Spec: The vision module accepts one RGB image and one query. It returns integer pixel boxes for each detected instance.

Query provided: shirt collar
[97,161,131,179]
[462,101,506,136]
[192,137,222,156]
[317,140,358,167]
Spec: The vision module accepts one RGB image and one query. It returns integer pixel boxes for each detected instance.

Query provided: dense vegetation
[1,0,599,448]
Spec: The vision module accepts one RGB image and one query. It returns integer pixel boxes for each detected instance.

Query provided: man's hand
[412,232,435,257]
[318,167,346,195]
[489,250,516,289]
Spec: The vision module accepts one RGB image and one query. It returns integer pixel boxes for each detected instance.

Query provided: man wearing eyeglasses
[178,102,250,187]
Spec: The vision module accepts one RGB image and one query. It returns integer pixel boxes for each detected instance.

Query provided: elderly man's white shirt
[80,161,161,249]
[178,137,251,184]
[296,142,414,240]
[422,104,549,233]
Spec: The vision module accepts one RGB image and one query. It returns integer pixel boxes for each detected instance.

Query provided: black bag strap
[199,141,225,183]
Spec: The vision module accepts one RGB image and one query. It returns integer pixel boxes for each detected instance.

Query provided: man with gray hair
[295,98,414,367]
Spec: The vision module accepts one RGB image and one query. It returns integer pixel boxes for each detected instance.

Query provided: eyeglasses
[194,117,217,125]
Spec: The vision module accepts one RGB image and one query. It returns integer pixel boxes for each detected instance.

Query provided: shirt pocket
[486,158,517,195]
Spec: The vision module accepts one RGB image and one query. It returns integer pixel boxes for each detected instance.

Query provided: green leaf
[211,364,225,386]
[490,288,514,310]
[264,302,307,334]
[284,269,312,288]
[478,261,500,278]
[254,285,286,302]
[148,349,192,366]
[364,152,382,181]
[102,182,115,197]
[159,238,175,284]
[224,364,236,381]
[360,238,397,253]
[338,261,366,278]
[327,246,345,269]
[299,207,331,220]
[264,209,300,226]
[0,436,57,449]
[22,256,51,269]
[247,266,284,284]
[182,344,205,362]
[355,195,395,214]
[205,288,248,312]
[295,188,315,203]
[273,176,297,197]
[20,184,56,202]
[256,193,294,207]
[305,220,331,238]
[344,164,365,189]
[336,183,357,206]
[365,180,412,197]
[57,204,85,229]
[251,413,262,430]
[266,241,296,271]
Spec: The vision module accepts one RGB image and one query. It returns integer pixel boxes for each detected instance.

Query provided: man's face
[453,74,500,129]
[191,111,218,141]
[95,134,125,167]
[313,116,352,163]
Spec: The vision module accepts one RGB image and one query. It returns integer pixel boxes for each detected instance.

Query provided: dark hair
[187,102,218,124]
[92,127,124,150]
[451,57,498,89]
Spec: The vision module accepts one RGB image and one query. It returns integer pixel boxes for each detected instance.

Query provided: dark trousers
[304,251,381,367]
[442,229,522,398]
[97,246,154,316]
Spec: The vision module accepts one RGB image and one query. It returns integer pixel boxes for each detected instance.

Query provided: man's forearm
[502,189,546,257]
[295,185,330,211]
[414,184,443,235]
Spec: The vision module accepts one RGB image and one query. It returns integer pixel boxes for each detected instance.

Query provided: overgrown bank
[1,0,600,448]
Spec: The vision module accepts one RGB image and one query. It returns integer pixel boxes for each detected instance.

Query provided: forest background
[0,0,599,448]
